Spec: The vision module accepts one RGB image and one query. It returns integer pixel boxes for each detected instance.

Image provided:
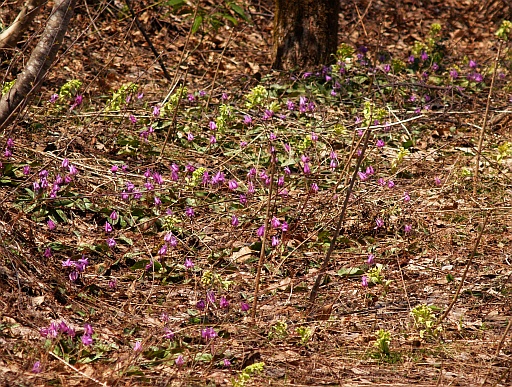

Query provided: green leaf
[229,2,249,21]
[194,353,213,362]
[191,14,203,34]
[337,267,365,277]
[131,260,149,270]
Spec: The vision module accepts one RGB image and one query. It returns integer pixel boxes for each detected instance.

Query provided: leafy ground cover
[1,1,512,386]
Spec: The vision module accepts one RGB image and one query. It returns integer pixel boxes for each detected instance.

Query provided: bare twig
[251,151,276,321]
[436,212,489,326]
[124,0,172,81]
[49,351,108,386]
[308,111,373,309]
[205,27,236,111]
[158,66,188,161]
[473,41,502,195]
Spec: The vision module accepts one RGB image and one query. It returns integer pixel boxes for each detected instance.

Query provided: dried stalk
[308,114,373,309]
[473,41,502,195]
[251,153,276,321]
[436,212,488,326]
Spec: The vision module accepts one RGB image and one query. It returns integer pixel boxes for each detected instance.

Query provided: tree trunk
[0,0,76,130]
[273,0,340,71]
[0,0,46,50]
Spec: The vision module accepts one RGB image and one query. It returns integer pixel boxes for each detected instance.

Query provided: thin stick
[124,0,172,81]
[308,113,373,309]
[161,0,200,106]
[205,27,236,111]
[436,212,489,326]
[473,41,502,195]
[49,351,108,386]
[251,153,276,321]
[158,67,188,162]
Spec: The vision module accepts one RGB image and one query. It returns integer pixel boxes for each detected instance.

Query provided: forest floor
[1,0,512,386]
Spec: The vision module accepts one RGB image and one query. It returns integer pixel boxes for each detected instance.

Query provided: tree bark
[0,0,46,50]
[0,0,76,130]
[273,0,340,71]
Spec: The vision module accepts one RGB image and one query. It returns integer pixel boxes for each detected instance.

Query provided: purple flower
[105,221,112,233]
[133,341,143,352]
[310,183,319,193]
[240,302,250,312]
[404,192,411,202]
[303,163,311,175]
[196,299,205,311]
[84,323,94,336]
[68,164,78,176]
[432,62,439,71]
[243,115,253,125]
[164,328,175,340]
[361,275,369,288]
[187,132,194,141]
[434,176,442,186]
[376,139,385,148]
[228,180,238,191]
[50,93,59,103]
[185,207,194,218]
[129,114,137,124]
[366,166,374,175]
[404,224,412,233]
[367,254,375,265]
[201,327,217,340]
[137,92,144,99]
[109,279,117,289]
[69,271,79,282]
[184,258,194,269]
[271,235,280,247]
[375,218,384,229]
[70,95,83,110]
[187,93,196,102]
[152,105,160,116]
[81,334,93,346]
[231,215,239,227]
[158,244,168,256]
[271,217,281,229]
[449,70,458,79]
[240,141,248,148]
[220,296,229,309]
[32,361,42,374]
[420,51,428,61]
[281,221,289,232]
[257,225,265,237]
[387,180,395,188]
[209,121,217,131]
[408,55,415,64]
[383,64,391,73]
[44,248,52,258]
[473,73,483,82]
[210,135,217,144]
[199,90,206,97]
[175,355,184,367]
[286,100,295,110]
[47,219,56,231]
[469,60,477,69]
[223,358,231,367]
[358,172,368,181]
